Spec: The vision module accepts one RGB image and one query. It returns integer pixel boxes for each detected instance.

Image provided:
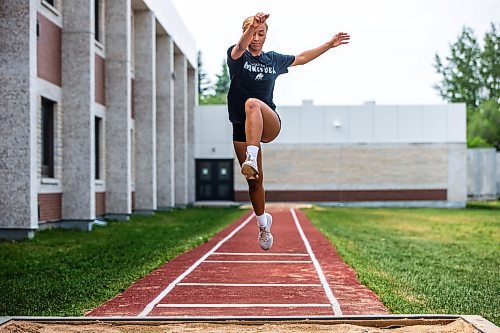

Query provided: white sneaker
[258,213,273,251]
[241,153,259,179]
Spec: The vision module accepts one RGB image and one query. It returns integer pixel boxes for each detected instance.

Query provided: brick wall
[95,192,106,216]
[235,189,447,202]
[37,12,61,86]
[234,144,449,201]
[95,54,106,105]
[38,193,62,222]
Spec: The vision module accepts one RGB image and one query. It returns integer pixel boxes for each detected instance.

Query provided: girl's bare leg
[233,141,264,215]
[235,140,274,251]
[241,98,281,179]
[244,98,280,145]
[234,98,281,215]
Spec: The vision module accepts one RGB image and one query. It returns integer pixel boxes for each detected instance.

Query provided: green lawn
[0,207,242,316]
[304,203,500,325]
[2,204,498,324]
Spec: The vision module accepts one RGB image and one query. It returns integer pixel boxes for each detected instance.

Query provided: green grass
[467,200,500,209]
[0,207,243,316]
[304,204,500,325]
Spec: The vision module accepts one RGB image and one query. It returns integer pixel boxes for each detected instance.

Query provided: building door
[196,159,234,201]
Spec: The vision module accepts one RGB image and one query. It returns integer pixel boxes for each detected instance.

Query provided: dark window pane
[94,0,100,42]
[95,117,101,179]
[217,161,232,180]
[218,166,229,180]
[199,162,211,180]
[41,97,55,178]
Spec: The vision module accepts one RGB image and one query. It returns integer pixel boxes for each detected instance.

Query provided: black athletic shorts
[232,112,282,143]
[232,122,247,142]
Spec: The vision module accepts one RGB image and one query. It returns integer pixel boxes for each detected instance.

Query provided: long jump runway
[87,207,388,317]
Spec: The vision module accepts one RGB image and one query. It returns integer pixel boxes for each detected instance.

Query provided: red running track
[86,207,388,317]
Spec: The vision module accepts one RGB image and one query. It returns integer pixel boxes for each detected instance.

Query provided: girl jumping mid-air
[227,12,350,251]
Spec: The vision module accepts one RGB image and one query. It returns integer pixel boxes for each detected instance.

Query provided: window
[41,0,61,16]
[131,13,135,74]
[41,97,55,178]
[95,116,102,180]
[94,0,104,43]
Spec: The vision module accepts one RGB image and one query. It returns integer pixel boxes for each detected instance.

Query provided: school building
[0,1,476,241]
[195,101,468,207]
[0,0,197,240]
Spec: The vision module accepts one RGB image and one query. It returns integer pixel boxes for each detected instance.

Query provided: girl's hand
[329,32,350,48]
[252,12,270,28]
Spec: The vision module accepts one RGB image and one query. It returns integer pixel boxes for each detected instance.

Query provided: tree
[479,23,500,103]
[467,100,500,149]
[200,59,230,105]
[214,60,230,96]
[434,23,500,149]
[197,51,212,102]
[433,27,482,107]
[199,94,227,105]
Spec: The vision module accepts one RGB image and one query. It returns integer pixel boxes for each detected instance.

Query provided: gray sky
[170,0,499,105]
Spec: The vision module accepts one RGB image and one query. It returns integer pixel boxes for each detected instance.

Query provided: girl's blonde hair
[242,16,268,33]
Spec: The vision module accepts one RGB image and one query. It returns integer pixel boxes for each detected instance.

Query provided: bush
[467,100,500,149]
[467,136,493,148]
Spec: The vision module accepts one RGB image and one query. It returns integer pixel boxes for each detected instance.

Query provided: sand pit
[0,318,485,333]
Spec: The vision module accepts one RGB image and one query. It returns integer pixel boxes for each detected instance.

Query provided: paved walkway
[86,207,388,317]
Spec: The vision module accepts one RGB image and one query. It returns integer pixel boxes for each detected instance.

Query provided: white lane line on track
[177,283,322,287]
[203,260,312,264]
[290,208,343,315]
[213,252,309,256]
[156,304,331,308]
[137,213,255,317]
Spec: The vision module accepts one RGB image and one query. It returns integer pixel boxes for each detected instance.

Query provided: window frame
[41,97,55,179]
[94,0,105,45]
[95,116,102,180]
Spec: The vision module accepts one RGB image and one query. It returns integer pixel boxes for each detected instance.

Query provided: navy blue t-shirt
[226,45,295,123]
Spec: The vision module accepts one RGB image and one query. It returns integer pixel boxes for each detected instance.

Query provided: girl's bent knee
[245,98,260,112]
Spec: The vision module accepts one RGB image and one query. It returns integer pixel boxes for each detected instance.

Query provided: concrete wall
[448,144,468,202]
[195,102,466,158]
[187,67,197,204]
[133,9,157,214]
[173,51,189,206]
[104,0,132,220]
[156,34,175,209]
[61,0,96,228]
[195,102,467,206]
[0,0,38,240]
[195,105,234,159]
[467,148,497,199]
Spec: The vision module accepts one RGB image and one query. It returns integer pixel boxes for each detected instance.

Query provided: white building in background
[0,0,197,240]
[195,101,467,207]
